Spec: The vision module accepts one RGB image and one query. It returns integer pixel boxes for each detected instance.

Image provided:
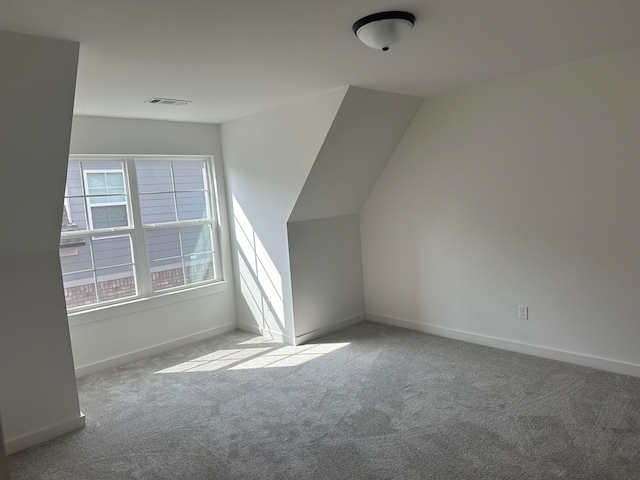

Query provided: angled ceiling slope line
[288,86,423,223]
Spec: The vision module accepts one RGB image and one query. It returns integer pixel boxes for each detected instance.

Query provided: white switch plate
[518,305,529,320]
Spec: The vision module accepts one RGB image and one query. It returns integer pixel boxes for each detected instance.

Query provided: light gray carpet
[8,322,640,479]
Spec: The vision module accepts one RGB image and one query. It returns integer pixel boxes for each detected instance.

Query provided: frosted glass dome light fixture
[352,11,415,51]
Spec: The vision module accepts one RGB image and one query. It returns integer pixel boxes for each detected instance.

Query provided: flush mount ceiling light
[352,11,415,51]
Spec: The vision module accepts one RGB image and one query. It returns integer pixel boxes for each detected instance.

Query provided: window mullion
[126,158,152,296]
[87,238,100,303]
[178,227,186,286]
[170,161,179,223]
[78,161,91,231]
[206,160,223,281]
[212,223,223,281]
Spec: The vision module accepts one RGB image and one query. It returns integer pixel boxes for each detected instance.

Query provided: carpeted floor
[7,321,640,479]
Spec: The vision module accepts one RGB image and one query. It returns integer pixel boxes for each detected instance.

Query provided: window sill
[67,281,228,327]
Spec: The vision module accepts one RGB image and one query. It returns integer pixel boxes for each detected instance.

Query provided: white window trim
[62,154,226,318]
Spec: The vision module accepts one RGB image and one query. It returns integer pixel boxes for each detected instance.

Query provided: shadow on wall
[232,195,285,335]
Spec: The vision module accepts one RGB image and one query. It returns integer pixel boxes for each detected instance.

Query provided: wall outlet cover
[518,305,529,320]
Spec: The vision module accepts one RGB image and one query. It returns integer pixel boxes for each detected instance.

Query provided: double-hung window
[59,155,222,311]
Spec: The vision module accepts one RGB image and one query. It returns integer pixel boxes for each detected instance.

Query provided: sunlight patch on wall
[233,195,284,333]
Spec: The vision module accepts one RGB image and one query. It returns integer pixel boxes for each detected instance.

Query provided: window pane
[93,235,133,268]
[60,237,96,308]
[91,205,128,229]
[63,272,97,308]
[63,197,88,231]
[65,161,84,196]
[184,252,214,285]
[147,226,215,291]
[146,228,181,261]
[84,162,125,193]
[96,265,136,302]
[173,161,206,191]
[146,227,185,291]
[60,240,93,274]
[176,191,209,221]
[180,225,213,256]
[137,161,212,224]
[87,171,125,199]
[151,258,185,292]
[136,161,174,193]
[140,193,177,224]
[60,234,136,308]
[87,172,107,193]
[64,161,129,233]
[106,172,125,191]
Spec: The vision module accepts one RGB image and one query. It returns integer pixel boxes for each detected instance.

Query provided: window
[59,156,222,311]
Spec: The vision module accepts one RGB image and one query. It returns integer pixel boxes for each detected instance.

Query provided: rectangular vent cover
[145,98,192,106]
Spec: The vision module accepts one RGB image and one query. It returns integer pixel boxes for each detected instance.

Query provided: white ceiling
[2,0,640,124]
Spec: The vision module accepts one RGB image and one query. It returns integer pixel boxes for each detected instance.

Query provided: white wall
[221,88,347,343]
[288,214,365,341]
[68,116,236,375]
[361,45,640,376]
[223,86,420,343]
[285,87,420,342]
[0,30,84,453]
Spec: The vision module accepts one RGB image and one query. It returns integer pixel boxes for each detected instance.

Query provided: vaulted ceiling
[2,0,640,123]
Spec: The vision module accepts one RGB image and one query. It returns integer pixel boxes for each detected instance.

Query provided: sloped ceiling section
[288,86,423,223]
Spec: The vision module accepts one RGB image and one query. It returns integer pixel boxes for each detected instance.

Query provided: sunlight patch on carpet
[229,343,350,370]
[154,343,350,373]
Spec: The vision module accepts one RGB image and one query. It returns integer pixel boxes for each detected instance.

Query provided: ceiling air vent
[145,97,192,106]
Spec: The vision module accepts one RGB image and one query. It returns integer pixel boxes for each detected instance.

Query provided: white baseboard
[366,313,640,378]
[237,314,365,347]
[5,413,86,455]
[74,322,237,377]
[294,313,365,345]
[236,322,262,336]
[236,323,296,346]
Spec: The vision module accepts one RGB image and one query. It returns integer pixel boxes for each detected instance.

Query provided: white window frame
[61,155,226,319]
